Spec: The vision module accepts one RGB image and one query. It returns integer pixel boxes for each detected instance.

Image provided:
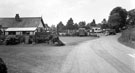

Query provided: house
[0,14,49,35]
[90,27,102,33]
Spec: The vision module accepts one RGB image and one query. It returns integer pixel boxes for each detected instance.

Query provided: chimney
[15,14,21,21]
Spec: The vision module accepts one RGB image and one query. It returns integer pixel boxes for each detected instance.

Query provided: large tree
[108,7,127,32]
[66,18,74,30]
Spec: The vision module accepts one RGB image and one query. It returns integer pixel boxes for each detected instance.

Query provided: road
[61,34,135,73]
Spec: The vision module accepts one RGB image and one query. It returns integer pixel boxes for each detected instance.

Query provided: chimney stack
[15,14,21,21]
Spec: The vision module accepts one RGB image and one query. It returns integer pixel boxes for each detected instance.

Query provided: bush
[4,35,19,45]
[29,35,35,44]
[0,57,7,73]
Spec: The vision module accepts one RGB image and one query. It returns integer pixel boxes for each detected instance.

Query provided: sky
[0,0,134,26]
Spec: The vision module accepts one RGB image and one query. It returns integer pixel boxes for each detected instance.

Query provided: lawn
[0,37,96,73]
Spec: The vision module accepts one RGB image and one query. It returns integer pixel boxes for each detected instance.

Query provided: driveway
[61,34,135,73]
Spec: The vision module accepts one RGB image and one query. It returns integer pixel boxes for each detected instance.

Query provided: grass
[60,36,97,45]
[0,37,96,73]
[118,28,135,49]
[118,37,135,49]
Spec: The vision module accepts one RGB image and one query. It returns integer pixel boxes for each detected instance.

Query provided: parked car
[109,29,116,35]
[104,29,116,36]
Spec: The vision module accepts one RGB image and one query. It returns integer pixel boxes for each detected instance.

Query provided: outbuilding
[0,14,49,35]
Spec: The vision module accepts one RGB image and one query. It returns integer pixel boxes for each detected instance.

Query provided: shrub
[0,57,7,73]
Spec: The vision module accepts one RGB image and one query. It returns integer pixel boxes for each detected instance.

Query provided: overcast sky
[0,0,134,26]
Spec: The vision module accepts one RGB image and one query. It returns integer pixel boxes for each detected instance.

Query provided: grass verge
[118,28,135,49]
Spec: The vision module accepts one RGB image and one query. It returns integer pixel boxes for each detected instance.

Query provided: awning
[5,27,37,32]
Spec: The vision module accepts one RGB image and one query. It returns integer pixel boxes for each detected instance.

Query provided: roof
[0,17,45,27]
[5,27,37,32]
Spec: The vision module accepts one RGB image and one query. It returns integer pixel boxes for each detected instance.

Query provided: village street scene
[0,0,135,73]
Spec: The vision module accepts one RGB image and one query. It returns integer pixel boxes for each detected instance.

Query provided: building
[0,14,49,35]
[90,27,102,33]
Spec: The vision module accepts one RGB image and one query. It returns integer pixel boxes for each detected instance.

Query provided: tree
[74,23,79,30]
[86,23,91,29]
[66,18,74,30]
[108,6,127,32]
[101,18,109,29]
[78,21,86,28]
[50,25,57,32]
[101,18,107,24]
[57,21,65,32]
[90,19,96,27]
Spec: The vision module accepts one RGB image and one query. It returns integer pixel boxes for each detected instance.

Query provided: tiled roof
[0,17,45,27]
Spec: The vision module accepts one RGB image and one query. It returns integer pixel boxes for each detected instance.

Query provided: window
[8,31,16,35]
[22,31,30,35]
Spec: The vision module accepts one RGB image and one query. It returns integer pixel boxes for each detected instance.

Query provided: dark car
[104,29,116,36]
[109,29,116,35]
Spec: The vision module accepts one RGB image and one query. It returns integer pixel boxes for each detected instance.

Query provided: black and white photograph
[0,0,135,73]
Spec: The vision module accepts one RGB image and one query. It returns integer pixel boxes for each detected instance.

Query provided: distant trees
[86,23,91,29]
[56,18,98,31]
[78,21,86,28]
[66,18,74,30]
[56,18,78,32]
[85,19,97,29]
[74,23,79,30]
[57,21,65,32]
[54,6,135,34]
[108,7,127,32]
[50,25,57,32]
[101,19,109,29]
[102,19,107,24]
[90,19,96,27]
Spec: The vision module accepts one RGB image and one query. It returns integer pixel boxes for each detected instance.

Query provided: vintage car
[104,29,116,36]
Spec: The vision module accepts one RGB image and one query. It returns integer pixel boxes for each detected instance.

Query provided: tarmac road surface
[61,34,135,73]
